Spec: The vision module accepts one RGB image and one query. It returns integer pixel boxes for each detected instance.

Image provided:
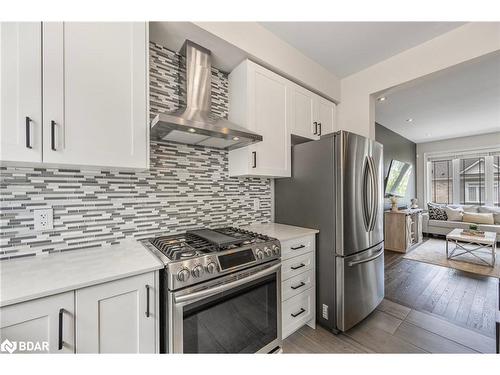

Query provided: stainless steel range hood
[150,40,262,150]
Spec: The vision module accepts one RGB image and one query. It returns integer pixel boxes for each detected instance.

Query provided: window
[431,160,452,204]
[459,157,485,205]
[427,152,500,206]
[495,156,500,207]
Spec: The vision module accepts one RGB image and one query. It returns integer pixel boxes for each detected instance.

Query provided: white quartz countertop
[0,240,163,307]
[241,223,319,242]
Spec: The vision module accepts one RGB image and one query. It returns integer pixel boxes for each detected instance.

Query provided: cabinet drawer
[281,251,314,281]
[282,288,314,339]
[282,270,314,301]
[281,235,314,260]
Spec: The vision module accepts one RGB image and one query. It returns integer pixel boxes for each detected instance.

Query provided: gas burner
[144,226,281,291]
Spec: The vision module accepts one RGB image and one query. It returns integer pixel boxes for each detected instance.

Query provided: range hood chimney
[150,40,262,150]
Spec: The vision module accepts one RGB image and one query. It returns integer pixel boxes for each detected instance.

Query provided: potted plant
[469,224,478,231]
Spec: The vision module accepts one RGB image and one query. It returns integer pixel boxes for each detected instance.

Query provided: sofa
[422,204,500,241]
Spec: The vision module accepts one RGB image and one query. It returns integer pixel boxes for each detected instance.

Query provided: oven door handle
[174,263,281,304]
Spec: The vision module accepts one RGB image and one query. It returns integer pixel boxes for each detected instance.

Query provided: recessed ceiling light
[232,136,240,141]
[406,118,413,123]
[188,128,196,133]
[377,96,387,102]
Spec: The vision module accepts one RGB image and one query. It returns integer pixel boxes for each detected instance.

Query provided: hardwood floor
[384,240,498,338]
[283,237,498,354]
[283,299,496,353]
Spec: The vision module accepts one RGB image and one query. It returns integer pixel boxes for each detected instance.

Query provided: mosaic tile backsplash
[0,42,271,260]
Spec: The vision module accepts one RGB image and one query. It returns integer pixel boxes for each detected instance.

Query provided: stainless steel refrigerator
[275,130,384,332]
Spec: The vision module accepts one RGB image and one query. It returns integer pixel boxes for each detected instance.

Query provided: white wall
[193,22,341,102]
[416,131,500,205]
[339,22,500,139]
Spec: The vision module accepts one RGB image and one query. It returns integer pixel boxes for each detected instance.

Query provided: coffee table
[446,228,497,267]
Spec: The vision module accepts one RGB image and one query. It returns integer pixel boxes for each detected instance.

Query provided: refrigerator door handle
[367,155,379,232]
[347,247,384,267]
[362,157,371,231]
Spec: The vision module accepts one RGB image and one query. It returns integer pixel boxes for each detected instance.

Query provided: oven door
[168,261,282,353]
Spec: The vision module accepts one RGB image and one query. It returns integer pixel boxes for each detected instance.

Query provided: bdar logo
[1,339,17,354]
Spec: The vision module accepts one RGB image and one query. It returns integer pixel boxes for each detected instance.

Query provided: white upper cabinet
[228,60,291,178]
[0,22,148,169]
[42,22,148,169]
[290,85,316,140]
[289,83,337,140]
[0,22,43,163]
[314,94,336,137]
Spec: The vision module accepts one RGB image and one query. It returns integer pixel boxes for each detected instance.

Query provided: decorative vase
[390,196,399,212]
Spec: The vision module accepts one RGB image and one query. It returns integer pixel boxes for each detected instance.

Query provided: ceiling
[375,52,500,143]
[260,22,465,77]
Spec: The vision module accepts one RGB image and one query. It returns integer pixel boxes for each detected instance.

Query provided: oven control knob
[206,262,218,274]
[256,249,264,259]
[272,245,280,255]
[192,265,204,278]
[177,268,190,282]
[264,247,272,257]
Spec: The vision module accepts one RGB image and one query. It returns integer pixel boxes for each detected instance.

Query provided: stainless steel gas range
[142,227,282,354]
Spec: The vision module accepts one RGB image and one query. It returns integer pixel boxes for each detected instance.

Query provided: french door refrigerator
[275,130,384,332]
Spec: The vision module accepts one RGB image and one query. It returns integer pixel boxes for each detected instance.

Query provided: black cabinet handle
[496,321,499,354]
[291,244,305,250]
[25,117,32,149]
[318,122,322,136]
[313,121,318,135]
[291,263,305,270]
[58,308,64,350]
[291,308,306,318]
[51,120,56,151]
[291,282,306,290]
[145,285,150,318]
[252,151,257,168]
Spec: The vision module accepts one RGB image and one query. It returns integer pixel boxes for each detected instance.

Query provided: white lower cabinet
[280,235,316,339]
[0,271,158,354]
[76,272,157,353]
[0,292,75,353]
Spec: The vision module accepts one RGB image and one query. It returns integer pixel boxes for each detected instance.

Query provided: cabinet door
[290,84,317,140]
[0,292,75,353]
[42,22,148,169]
[314,96,336,136]
[248,64,290,177]
[75,272,157,353]
[0,22,42,163]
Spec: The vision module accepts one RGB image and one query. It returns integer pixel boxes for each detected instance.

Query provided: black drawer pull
[291,244,305,250]
[291,308,306,318]
[318,122,322,136]
[58,308,64,350]
[291,282,306,290]
[313,122,318,135]
[25,116,32,149]
[252,151,257,168]
[291,263,305,270]
[145,285,151,318]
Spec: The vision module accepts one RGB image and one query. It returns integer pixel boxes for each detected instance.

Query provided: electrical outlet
[34,208,53,231]
[253,198,260,210]
[322,304,329,319]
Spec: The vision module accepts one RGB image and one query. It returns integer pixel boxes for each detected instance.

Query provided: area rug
[403,238,500,278]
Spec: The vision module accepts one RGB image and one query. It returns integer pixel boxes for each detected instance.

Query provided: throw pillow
[462,212,495,225]
[428,203,447,220]
[444,206,463,221]
[478,206,500,225]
